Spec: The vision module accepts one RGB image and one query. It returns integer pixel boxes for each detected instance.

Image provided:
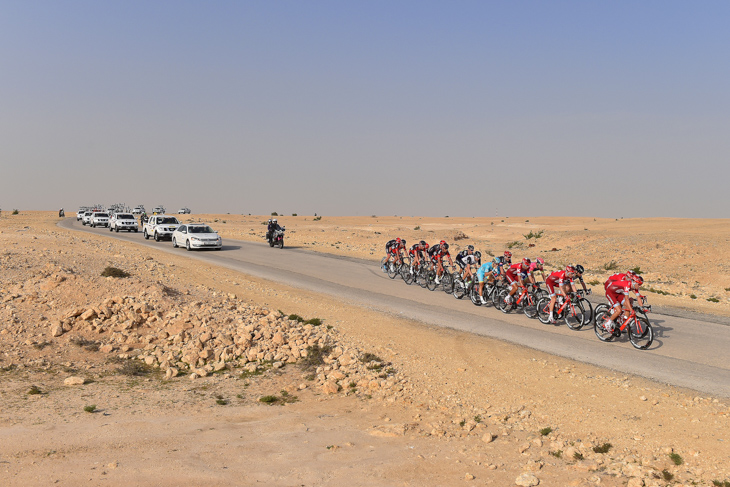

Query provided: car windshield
[160,217,179,224]
[118,214,134,219]
[189,226,214,234]
[96,213,108,217]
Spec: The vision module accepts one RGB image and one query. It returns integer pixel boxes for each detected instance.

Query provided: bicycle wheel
[579,298,594,324]
[593,310,615,342]
[442,271,454,293]
[522,292,538,319]
[452,278,466,299]
[380,257,388,273]
[564,301,586,330]
[387,262,398,279]
[593,303,609,324]
[403,266,415,285]
[536,297,552,324]
[628,317,653,350]
[490,284,503,307]
[418,268,429,288]
[497,289,513,313]
[469,284,482,305]
[426,270,438,291]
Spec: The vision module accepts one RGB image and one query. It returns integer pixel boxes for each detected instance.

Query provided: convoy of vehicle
[143,215,181,241]
[110,213,139,232]
[90,212,110,228]
[172,224,222,251]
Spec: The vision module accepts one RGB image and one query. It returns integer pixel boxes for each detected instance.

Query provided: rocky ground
[0,211,729,486]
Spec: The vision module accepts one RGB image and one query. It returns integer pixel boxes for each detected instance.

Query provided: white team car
[90,212,110,228]
[109,213,139,232]
[172,224,222,251]
[81,211,94,225]
[76,208,88,221]
[143,215,180,241]
[132,207,144,215]
[177,207,191,214]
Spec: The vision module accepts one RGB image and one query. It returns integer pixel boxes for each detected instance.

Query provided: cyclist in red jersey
[604,269,636,292]
[603,274,643,333]
[544,265,579,323]
[383,238,406,269]
[503,250,513,266]
[408,240,429,272]
[504,258,531,304]
[427,240,454,284]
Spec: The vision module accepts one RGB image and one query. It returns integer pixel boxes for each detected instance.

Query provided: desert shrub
[550,450,562,458]
[690,294,697,299]
[300,344,332,369]
[573,452,584,460]
[414,226,420,230]
[631,266,643,275]
[539,427,552,436]
[271,212,278,216]
[313,216,322,221]
[663,470,674,481]
[603,261,619,271]
[711,480,730,487]
[12,209,19,215]
[453,231,468,241]
[117,360,154,377]
[707,297,720,303]
[292,213,297,216]
[70,338,100,352]
[84,405,97,413]
[360,353,382,364]
[593,443,612,454]
[101,267,130,278]
[507,241,523,249]
[588,280,600,286]
[669,453,683,465]
[27,385,42,395]
[524,230,544,240]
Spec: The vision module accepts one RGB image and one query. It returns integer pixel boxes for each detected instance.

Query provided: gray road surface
[60,219,730,398]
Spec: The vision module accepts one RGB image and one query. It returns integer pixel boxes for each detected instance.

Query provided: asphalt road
[60,219,730,398]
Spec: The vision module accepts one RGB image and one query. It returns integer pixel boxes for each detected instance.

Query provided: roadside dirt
[0,212,728,487]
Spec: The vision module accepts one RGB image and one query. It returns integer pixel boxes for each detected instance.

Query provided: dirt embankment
[0,212,728,487]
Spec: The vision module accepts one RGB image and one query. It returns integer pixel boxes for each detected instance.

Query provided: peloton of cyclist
[383,238,406,269]
[428,240,454,285]
[408,240,430,272]
[504,258,532,304]
[544,265,579,324]
[455,245,480,282]
[603,274,644,333]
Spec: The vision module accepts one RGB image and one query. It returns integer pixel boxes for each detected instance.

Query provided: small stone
[627,478,644,487]
[481,433,495,444]
[515,472,539,486]
[464,473,475,480]
[99,344,114,353]
[64,376,85,386]
[165,367,179,379]
[321,381,340,394]
[50,324,64,337]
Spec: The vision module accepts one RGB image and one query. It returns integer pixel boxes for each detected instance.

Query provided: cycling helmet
[442,243,449,250]
[396,237,402,244]
[631,274,644,285]
[272,218,277,223]
[565,265,577,275]
[440,240,446,245]
[401,239,406,246]
[504,250,512,259]
[575,264,585,274]
[535,257,544,265]
[475,251,482,260]
[467,245,474,252]
[420,240,427,247]
[522,258,531,266]
[493,256,503,264]
[625,269,636,279]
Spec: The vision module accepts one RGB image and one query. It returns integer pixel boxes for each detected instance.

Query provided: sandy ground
[1,211,729,487]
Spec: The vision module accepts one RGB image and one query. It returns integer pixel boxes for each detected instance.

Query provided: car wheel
[185,240,191,251]
[154,232,160,242]
[172,237,178,248]
[144,230,149,240]
[134,228,138,233]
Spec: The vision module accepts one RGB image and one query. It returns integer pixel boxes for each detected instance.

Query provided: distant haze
[1,1,729,218]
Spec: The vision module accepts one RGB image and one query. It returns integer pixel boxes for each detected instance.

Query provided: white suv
[143,215,180,241]
[110,213,139,232]
[81,211,93,225]
[90,212,110,228]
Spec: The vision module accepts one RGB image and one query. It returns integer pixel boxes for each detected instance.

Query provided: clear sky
[1,1,728,217]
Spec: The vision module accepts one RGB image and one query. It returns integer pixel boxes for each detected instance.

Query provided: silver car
[172,224,222,251]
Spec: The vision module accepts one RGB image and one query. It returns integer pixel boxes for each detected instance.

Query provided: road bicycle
[594,300,653,350]
[536,292,589,330]
[498,284,538,318]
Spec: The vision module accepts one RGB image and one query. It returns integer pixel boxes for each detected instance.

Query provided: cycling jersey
[409,244,428,259]
[605,280,632,306]
[476,262,495,282]
[528,262,542,273]
[505,263,529,284]
[604,273,627,290]
[545,270,573,294]
[428,244,450,262]
[386,240,405,255]
[455,250,477,269]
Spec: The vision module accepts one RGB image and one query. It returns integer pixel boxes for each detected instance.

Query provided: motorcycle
[268,227,285,248]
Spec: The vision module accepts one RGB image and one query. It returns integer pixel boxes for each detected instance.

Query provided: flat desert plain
[0,211,728,487]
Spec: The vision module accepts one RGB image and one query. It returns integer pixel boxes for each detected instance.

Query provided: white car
[177,207,191,214]
[81,211,93,225]
[76,208,88,221]
[143,215,180,241]
[151,206,165,215]
[110,213,139,232]
[132,207,144,215]
[172,224,222,251]
[90,212,110,228]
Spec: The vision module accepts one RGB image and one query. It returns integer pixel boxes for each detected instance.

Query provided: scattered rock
[64,376,85,386]
[515,473,539,486]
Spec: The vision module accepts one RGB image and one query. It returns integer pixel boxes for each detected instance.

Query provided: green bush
[101,267,130,278]
[631,266,643,275]
[539,427,552,436]
[603,261,618,271]
[593,443,612,454]
[707,297,720,303]
[271,212,278,216]
[84,405,97,413]
[313,216,322,221]
[669,452,683,465]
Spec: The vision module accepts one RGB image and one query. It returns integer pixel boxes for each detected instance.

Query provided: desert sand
[0,211,728,487]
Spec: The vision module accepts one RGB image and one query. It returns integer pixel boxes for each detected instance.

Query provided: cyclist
[572,264,592,295]
[504,258,532,304]
[408,240,429,272]
[455,245,479,282]
[605,269,636,293]
[503,250,513,266]
[545,265,579,324]
[476,255,501,304]
[383,238,406,269]
[428,240,454,285]
[603,274,644,333]
[528,257,547,287]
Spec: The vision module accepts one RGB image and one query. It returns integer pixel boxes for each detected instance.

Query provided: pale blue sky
[1,1,728,217]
